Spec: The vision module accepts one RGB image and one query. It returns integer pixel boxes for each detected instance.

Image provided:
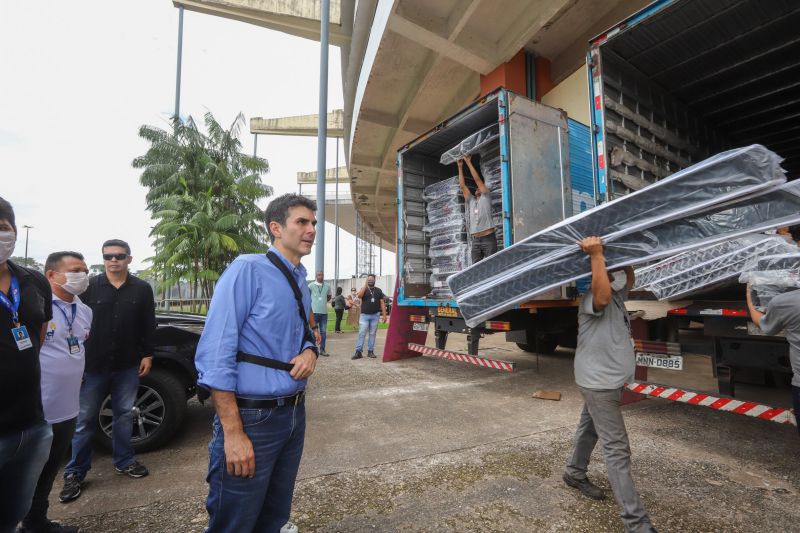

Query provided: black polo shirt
[82,272,156,373]
[361,286,385,314]
[0,261,52,436]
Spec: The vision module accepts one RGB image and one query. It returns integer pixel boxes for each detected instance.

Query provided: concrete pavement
[50,328,799,532]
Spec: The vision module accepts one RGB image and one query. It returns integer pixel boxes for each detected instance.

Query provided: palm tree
[134,112,272,309]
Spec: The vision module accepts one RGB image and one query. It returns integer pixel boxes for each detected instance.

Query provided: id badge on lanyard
[1,275,32,350]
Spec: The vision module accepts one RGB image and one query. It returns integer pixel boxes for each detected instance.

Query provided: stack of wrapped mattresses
[447,145,800,326]
[422,177,469,299]
[478,142,505,251]
[633,235,798,300]
[740,253,800,310]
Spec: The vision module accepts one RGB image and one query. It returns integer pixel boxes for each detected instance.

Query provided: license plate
[635,352,683,371]
[412,322,429,331]
[437,306,459,318]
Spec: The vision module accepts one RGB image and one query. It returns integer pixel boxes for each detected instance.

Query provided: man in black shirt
[61,239,156,503]
[0,197,54,533]
[352,274,387,359]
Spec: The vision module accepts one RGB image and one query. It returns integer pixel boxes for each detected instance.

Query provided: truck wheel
[95,367,188,453]
[535,334,559,355]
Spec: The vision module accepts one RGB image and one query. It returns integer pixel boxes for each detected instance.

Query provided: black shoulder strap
[265,250,317,354]
[236,351,294,371]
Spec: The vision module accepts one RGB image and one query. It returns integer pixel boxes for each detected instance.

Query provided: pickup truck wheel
[95,367,188,453]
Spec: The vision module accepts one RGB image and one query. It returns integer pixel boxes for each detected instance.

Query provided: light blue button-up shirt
[195,249,315,398]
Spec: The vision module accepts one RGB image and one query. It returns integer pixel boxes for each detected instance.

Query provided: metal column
[174,6,184,121]
[314,0,330,274]
[334,137,340,290]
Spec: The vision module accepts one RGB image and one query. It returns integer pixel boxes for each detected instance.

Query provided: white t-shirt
[40,295,93,423]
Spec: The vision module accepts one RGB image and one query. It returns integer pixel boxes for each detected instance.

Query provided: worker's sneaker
[367,351,376,358]
[351,351,363,360]
[115,460,149,478]
[563,472,606,500]
[320,349,329,357]
[59,474,83,503]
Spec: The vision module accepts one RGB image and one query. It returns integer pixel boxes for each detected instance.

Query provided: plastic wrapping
[741,252,800,277]
[738,253,800,308]
[440,124,501,165]
[634,235,796,300]
[423,177,462,201]
[448,144,786,300]
[423,178,470,298]
[449,147,795,326]
[479,141,505,251]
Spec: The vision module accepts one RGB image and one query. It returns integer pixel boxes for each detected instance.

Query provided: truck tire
[516,334,559,355]
[95,367,188,453]
[536,334,559,355]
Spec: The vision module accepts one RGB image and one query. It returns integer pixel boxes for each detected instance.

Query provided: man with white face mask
[18,252,91,533]
[563,236,656,533]
[0,197,55,533]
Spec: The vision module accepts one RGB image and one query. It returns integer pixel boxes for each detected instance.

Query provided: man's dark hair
[102,239,131,254]
[0,197,15,228]
[789,224,800,242]
[45,251,85,272]
[367,273,376,279]
[336,286,343,295]
[264,194,316,243]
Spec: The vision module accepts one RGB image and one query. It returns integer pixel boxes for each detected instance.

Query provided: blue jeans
[205,403,306,533]
[0,421,52,533]
[65,366,140,476]
[313,312,328,351]
[793,385,800,435]
[356,313,380,353]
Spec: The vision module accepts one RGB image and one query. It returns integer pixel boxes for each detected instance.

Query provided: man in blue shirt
[196,194,319,532]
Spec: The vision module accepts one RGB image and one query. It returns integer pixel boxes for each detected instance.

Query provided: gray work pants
[566,387,653,533]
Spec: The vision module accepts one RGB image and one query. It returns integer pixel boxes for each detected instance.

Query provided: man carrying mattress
[563,236,657,533]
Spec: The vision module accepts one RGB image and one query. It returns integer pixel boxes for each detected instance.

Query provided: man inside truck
[457,154,497,263]
[564,236,657,533]
[744,283,800,433]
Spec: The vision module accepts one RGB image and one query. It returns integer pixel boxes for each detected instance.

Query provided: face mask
[0,231,15,264]
[610,271,627,292]
[58,272,90,295]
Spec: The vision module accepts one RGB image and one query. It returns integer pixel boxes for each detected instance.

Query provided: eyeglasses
[103,253,128,261]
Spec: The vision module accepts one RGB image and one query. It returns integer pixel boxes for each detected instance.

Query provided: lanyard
[54,300,77,335]
[312,283,325,298]
[0,275,21,326]
[612,295,632,336]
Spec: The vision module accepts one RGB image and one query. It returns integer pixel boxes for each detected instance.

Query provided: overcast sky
[0,0,393,281]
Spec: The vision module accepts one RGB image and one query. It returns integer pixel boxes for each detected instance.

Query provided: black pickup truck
[96,312,205,452]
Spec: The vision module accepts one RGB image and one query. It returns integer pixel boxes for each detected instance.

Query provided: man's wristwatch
[311,325,320,331]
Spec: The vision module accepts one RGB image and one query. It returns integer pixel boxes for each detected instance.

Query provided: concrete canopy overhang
[173,0,354,47]
[251,109,344,137]
[347,0,648,244]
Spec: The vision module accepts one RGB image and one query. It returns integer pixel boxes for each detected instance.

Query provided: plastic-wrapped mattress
[634,235,797,300]
[448,145,793,326]
[740,253,800,308]
[440,124,501,165]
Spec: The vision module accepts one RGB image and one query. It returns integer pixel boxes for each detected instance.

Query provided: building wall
[541,65,590,125]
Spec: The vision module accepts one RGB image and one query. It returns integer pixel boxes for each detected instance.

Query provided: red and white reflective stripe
[625,381,797,426]
[408,343,516,373]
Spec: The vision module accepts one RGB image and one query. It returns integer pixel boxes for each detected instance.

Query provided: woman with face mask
[0,197,57,533]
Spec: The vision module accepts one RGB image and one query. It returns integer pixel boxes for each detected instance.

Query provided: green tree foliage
[133,112,272,311]
[10,256,43,272]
